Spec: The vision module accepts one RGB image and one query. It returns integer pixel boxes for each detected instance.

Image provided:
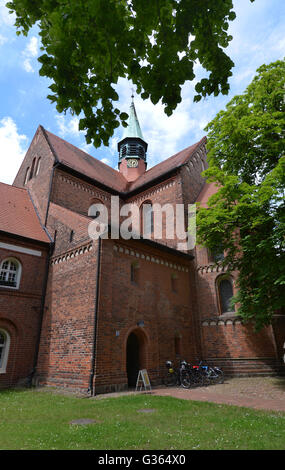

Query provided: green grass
[0,388,284,450]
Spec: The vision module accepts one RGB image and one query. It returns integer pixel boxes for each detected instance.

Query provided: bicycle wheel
[180,370,191,388]
[207,367,220,384]
[162,371,178,387]
[214,368,224,384]
[190,369,204,387]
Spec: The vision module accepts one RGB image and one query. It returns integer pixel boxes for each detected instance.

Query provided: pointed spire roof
[122,95,144,140]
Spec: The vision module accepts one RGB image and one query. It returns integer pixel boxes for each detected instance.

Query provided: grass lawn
[0,388,284,450]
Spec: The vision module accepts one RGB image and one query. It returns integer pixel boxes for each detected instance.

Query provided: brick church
[0,100,284,393]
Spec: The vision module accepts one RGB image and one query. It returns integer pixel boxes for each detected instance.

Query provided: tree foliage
[197,59,285,330]
[7,0,254,147]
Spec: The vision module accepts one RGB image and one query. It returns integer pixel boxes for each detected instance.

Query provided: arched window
[174,335,182,357]
[140,201,154,238]
[29,157,36,180]
[209,246,224,263]
[0,329,10,373]
[217,276,234,314]
[88,199,104,218]
[0,258,22,289]
[171,273,178,293]
[35,157,41,176]
[131,261,139,285]
[24,167,30,185]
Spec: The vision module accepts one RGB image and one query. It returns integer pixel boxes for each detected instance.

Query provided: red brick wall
[194,248,281,373]
[0,235,49,388]
[35,240,98,391]
[93,239,200,394]
[50,169,113,218]
[126,175,184,250]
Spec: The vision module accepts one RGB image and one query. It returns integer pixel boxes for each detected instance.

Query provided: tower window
[70,230,74,242]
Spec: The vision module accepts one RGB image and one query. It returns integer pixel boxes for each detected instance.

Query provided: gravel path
[152,376,285,412]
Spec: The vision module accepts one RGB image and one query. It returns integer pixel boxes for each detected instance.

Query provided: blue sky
[0,0,284,184]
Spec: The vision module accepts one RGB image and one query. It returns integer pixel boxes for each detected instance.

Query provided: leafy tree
[197,59,285,331]
[7,0,254,147]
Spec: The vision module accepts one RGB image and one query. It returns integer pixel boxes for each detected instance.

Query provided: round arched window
[140,201,154,238]
[0,258,22,289]
[217,277,234,314]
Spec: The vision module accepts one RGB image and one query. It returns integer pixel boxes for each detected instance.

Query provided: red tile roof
[42,126,206,194]
[0,182,51,243]
[128,137,206,192]
[44,128,128,193]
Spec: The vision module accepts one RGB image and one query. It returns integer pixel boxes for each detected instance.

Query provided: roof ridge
[1,181,27,192]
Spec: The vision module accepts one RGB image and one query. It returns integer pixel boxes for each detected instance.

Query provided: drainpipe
[88,236,102,396]
[31,240,54,386]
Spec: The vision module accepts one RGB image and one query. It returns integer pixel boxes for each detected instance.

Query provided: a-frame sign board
[135,369,152,392]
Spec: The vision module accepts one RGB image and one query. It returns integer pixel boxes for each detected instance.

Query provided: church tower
[118,96,148,182]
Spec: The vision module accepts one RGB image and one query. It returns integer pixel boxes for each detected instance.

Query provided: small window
[88,199,104,218]
[70,230,74,242]
[209,246,224,263]
[131,262,139,285]
[141,201,154,238]
[0,258,22,289]
[171,273,178,293]
[29,157,36,180]
[24,167,30,185]
[217,277,234,314]
[35,157,41,176]
[174,335,182,357]
[0,330,10,373]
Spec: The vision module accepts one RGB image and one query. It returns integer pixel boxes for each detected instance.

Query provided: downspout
[88,236,102,396]
[31,240,54,386]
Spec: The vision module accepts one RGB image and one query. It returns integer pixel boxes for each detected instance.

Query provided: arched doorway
[126,329,147,388]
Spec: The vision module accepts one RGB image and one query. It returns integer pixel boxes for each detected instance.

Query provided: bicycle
[180,360,204,387]
[195,360,224,385]
[162,360,191,388]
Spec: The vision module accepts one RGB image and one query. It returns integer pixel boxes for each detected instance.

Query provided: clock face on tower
[127,158,138,168]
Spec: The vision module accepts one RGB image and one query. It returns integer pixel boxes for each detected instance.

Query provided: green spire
[123,95,144,140]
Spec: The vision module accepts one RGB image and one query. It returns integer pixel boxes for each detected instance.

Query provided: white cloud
[0,0,15,26]
[55,114,82,137]
[22,36,39,73]
[100,158,111,165]
[0,34,8,46]
[0,117,28,184]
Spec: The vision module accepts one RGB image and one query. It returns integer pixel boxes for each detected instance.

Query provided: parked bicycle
[163,359,224,389]
[193,360,224,385]
[163,360,191,388]
[180,360,204,387]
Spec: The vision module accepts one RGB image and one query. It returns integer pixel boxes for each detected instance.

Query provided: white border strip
[0,242,42,257]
